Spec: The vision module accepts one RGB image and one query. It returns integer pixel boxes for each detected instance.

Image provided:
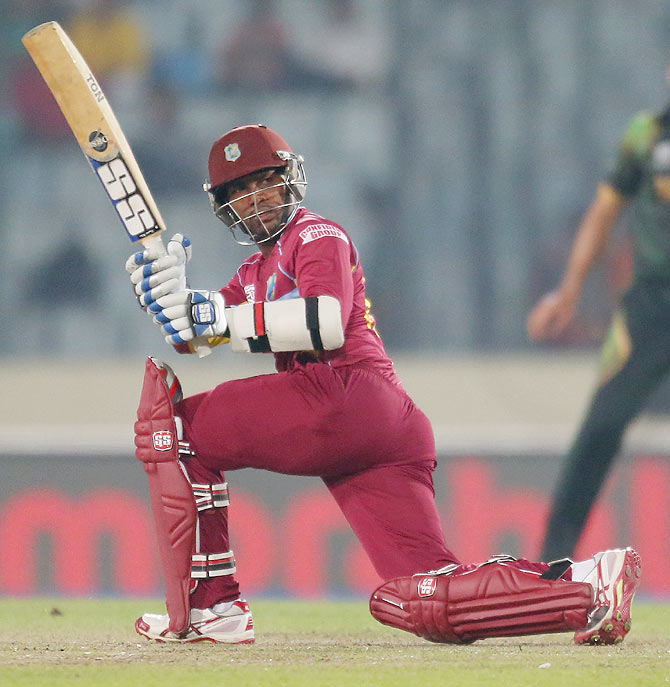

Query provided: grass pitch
[0,598,667,686]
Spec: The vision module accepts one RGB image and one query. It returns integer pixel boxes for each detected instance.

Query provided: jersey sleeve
[220,270,247,306]
[293,231,354,326]
[606,111,657,197]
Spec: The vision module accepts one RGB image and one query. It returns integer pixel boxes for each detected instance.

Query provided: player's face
[227,169,287,241]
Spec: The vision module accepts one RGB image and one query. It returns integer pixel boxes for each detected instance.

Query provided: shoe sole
[574,548,641,646]
[135,617,255,644]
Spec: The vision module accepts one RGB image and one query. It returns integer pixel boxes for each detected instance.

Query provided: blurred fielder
[528,93,670,562]
[128,125,640,645]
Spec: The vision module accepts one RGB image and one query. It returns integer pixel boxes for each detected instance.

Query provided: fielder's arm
[527,183,627,341]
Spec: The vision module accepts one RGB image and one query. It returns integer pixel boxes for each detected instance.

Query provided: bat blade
[22,21,165,249]
[22,21,211,357]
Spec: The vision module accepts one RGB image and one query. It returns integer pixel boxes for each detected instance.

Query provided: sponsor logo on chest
[299,224,349,245]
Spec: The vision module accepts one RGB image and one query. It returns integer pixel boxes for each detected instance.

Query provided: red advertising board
[0,453,667,597]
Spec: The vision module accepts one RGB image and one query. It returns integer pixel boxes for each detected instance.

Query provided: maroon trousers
[175,363,459,608]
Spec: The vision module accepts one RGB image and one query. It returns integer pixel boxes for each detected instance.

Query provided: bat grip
[195,345,212,358]
[140,234,211,358]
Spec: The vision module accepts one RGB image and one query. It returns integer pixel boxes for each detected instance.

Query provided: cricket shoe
[135,599,254,644]
[574,547,641,645]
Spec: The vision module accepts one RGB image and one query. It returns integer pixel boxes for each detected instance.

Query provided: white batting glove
[125,233,192,309]
[148,289,228,345]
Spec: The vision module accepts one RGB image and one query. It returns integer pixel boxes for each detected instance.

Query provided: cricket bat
[22,21,210,356]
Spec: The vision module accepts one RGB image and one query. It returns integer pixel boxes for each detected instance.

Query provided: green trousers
[541,279,670,560]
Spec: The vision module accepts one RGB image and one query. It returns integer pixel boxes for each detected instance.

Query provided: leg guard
[135,358,239,635]
[369,559,593,644]
[135,357,196,634]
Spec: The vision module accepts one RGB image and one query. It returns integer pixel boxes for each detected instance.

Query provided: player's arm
[527,184,628,342]
[148,289,343,354]
[228,234,351,353]
[528,114,651,342]
[551,183,626,307]
[127,233,344,354]
[126,233,230,353]
[527,183,627,341]
[294,232,354,323]
[226,295,344,353]
[227,232,352,353]
[153,276,343,354]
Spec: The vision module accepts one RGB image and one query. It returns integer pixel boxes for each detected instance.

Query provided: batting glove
[148,289,228,345]
[126,233,192,309]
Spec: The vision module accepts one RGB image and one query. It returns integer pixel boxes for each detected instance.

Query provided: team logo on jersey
[266,273,277,301]
[417,577,438,598]
[244,284,256,303]
[224,143,241,162]
[152,430,174,452]
[299,224,349,245]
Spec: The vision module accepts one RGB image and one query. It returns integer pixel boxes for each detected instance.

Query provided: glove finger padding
[161,317,194,339]
[152,303,190,324]
[129,255,180,286]
[147,290,228,345]
[137,267,182,294]
[138,278,182,308]
[125,245,165,273]
[167,233,192,267]
[126,233,192,308]
[126,233,191,273]
[151,291,193,312]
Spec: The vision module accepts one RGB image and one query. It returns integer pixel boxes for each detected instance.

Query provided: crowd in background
[1,0,668,358]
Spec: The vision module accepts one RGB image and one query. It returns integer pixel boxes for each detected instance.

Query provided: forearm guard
[227,295,344,353]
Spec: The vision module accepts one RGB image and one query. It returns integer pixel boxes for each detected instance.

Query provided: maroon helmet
[204,125,307,245]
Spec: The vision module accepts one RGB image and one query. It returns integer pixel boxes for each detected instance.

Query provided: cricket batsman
[127,125,640,645]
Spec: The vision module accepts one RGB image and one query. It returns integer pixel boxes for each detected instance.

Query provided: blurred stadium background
[1,0,669,600]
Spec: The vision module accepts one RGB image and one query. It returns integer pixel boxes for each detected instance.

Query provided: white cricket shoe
[574,547,641,645]
[135,599,254,644]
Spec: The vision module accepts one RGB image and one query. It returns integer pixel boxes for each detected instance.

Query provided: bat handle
[142,233,167,256]
[140,234,211,358]
[195,344,212,358]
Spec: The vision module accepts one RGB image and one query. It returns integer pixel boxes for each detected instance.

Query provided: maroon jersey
[221,208,398,381]
[171,210,456,596]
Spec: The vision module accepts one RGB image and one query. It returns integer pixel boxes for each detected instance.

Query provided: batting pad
[135,357,197,634]
[370,561,593,643]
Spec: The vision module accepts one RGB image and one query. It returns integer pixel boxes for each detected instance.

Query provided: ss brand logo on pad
[152,430,174,451]
[417,577,437,598]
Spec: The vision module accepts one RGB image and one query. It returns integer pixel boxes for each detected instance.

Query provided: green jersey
[607,106,670,281]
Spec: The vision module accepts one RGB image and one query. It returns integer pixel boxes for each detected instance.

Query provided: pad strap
[191,551,237,578]
[191,482,230,511]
